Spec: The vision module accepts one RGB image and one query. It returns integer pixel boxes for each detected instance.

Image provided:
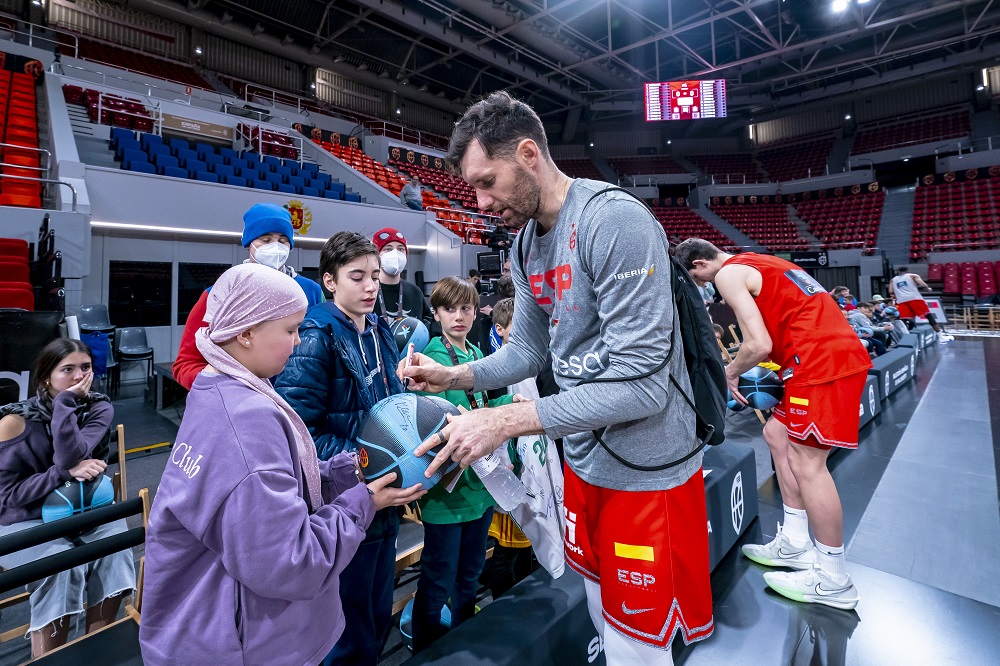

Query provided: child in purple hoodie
[139,264,425,666]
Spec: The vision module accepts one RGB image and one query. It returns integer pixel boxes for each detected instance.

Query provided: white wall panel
[856,77,972,122]
[201,34,303,93]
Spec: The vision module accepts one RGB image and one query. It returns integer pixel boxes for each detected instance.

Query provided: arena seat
[910,174,1000,259]
[0,260,29,283]
[853,107,971,154]
[606,155,688,177]
[1,71,43,208]
[653,206,734,248]
[690,153,765,183]
[794,190,885,250]
[757,134,835,182]
[60,34,211,90]
[0,285,34,310]
[223,176,247,187]
[0,238,29,262]
[711,203,806,251]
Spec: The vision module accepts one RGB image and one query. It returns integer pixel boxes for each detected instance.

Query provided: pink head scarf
[195,263,322,510]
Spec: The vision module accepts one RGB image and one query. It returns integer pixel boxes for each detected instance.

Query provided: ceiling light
[396,108,402,115]
[310,82,316,89]
[667,140,672,145]
[845,114,851,120]
[589,142,594,147]
[858,0,872,4]
[976,85,985,91]
[832,0,849,12]
[903,158,909,162]
[194,46,203,55]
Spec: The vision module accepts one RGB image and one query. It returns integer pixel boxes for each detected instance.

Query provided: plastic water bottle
[471,451,531,512]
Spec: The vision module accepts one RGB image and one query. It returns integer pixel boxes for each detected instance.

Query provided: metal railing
[0,144,52,175]
[930,241,1000,252]
[953,135,1000,155]
[0,174,78,212]
[0,19,78,57]
[363,122,449,151]
[235,124,305,166]
[58,63,224,111]
[93,93,162,135]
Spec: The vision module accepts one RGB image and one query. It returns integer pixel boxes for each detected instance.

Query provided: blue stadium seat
[316,172,333,185]
[169,138,191,155]
[264,172,283,186]
[110,128,134,149]
[323,189,343,201]
[230,158,247,171]
[176,150,199,167]
[203,154,224,168]
[326,182,346,198]
[161,166,188,179]
[300,162,319,175]
[274,166,293,182]
[224,176,247,187]
[344,192,361,202]
[286,176,305,192]
[301,186,320,198]
[220,147,238,164]
[127,161,156,175]
[237,167,262,180]
[263,155,282,171]
[243,152,262,166]
[195,171,219,183]
[276,183,296,194]
[154,155,179,174]
[185,159,207,175]
[195,143,214,159]
[140,133,162,150]
[213,164,235,179]
[254,180,275,191]
[115,139,142,161]
[147,144,171,159]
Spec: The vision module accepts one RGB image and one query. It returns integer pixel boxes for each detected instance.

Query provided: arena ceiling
[147,0,1000,133]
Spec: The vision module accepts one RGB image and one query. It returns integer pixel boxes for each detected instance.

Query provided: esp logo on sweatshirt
[529,264,572,307]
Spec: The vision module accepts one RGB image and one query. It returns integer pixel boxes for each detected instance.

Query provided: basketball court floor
[1,338,997,664]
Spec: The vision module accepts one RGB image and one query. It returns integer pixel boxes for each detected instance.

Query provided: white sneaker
[764,564,859,610]
[741,523,817,570]
[937,333,953,343]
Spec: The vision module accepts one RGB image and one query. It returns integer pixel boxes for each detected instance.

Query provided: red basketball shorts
[772,371,869,450]
[896,299,929,318]
[562,465,714,649]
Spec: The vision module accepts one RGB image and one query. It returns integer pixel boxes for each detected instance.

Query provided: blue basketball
[42,476,114,523]
[737,366,784,411]
[357,394,459,490]
[727,389,746,412]
[390,317,430,355]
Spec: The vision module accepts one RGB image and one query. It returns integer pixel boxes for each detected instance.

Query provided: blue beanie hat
[242,203,295,248]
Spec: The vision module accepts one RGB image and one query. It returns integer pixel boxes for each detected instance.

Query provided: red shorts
[563,465,713,649]
[896,299,929,318]
[772,371,869,450]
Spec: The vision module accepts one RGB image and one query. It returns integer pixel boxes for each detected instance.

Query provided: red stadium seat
[0,284,34,310]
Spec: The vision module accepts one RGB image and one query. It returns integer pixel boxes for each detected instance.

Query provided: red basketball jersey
[723,253,872,385]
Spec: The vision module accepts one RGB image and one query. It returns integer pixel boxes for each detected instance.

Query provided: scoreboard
[644,80,727,121]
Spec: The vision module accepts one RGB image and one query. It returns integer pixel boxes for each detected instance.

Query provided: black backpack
[516,187,727,471]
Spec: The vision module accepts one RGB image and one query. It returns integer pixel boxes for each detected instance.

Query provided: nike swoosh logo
[814,583,845,597]
[776,546,808,559]
[621,603,654,616]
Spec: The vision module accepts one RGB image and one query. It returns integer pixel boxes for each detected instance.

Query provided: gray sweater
[470,179,700,492]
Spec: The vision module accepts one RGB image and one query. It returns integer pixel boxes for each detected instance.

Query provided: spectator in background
[831,286,857,311]
[173,203,324,390]
[870,295,887,319]
[468,269,482,282]
[694,277,718,305]
[399,176,423,210]
[488,221,513,253]
[848,302,893,350]
[371,228,431,326]
[0,339,134,658]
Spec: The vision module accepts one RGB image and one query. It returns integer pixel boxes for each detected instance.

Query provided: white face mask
[380,249,407,276]
[252,241,290,271]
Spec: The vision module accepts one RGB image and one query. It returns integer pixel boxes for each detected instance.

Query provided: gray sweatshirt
[470,179,700,492]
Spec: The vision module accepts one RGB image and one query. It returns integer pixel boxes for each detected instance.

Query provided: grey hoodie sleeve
[534,198,679,439]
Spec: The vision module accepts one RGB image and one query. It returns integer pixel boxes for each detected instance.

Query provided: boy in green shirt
[412,277,512,653]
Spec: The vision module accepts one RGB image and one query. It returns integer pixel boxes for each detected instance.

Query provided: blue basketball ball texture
[737,366,784,411]
[42,475,114,523]
[357,393,460,490]
[727,389,746,412]
[391,317,430,355]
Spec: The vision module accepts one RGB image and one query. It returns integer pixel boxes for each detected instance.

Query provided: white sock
[815,540,848,581]
[781,505,811,546]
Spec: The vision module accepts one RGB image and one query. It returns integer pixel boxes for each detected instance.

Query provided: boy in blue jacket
[276,231,423,665]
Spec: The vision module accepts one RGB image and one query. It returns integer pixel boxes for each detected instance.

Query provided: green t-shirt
[416,336,513,524]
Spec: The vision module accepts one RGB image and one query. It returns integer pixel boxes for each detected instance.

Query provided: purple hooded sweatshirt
[139,372,375,666]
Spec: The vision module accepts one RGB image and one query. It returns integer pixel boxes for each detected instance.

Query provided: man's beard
[495,166,541,229]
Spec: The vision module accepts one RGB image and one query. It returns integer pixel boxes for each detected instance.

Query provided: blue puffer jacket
[275,303,403,461]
